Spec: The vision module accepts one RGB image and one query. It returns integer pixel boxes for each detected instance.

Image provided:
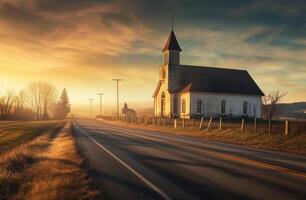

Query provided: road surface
[73,119,306,200]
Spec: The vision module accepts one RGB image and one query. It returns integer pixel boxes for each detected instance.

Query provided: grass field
[0,121,65,153]
[0,121,95,200]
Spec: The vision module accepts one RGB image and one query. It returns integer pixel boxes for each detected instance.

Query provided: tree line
[0,82,70,120]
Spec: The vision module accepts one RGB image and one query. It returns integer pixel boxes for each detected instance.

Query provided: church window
[182,99,186,114]
[161,92,166,116]
[243,101,248,115]
[173,96,177,114]
[221,100,226,114]
[253,105,257,116]
[197,99,202,114]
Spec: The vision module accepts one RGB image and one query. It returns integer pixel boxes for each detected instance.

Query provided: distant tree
[27,82,57,120]
[262,90,287,134]
[0,90,14,120]
[54,88,71,119]
[12,90,26,120]
[41,83,57,120]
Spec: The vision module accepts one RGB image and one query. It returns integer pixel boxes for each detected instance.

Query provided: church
[153,29,264,119]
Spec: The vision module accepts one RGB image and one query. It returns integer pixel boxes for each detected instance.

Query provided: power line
[182,20,229,49]
[229,19,306,47]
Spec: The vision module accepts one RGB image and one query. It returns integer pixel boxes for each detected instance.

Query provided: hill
[274,102,306,119]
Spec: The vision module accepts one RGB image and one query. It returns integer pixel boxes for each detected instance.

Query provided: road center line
[73,121,172,200]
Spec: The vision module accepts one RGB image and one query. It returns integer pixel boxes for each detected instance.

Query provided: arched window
[173,96,177,114]
[243,101,248,115]
[253,105,257,116]
[182,99,186,114]
[161,92,165,116]
[221,100,226,114]
[197,99,202,114]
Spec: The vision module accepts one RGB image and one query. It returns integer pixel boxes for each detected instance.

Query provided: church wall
[190,93,262,118]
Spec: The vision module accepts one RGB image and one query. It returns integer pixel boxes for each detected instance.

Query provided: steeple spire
[162,11,181,52]
[171,11,174,31]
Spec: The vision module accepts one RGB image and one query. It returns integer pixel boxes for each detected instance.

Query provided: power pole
[88,98,94,118]
[112,79,123,120]
[97,93,105,117]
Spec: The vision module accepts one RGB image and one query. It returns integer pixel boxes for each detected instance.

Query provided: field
[0,121,95,200]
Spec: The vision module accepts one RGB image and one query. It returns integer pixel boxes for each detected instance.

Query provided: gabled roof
[178,83,192,93]
[172,65,264,96]
[152,80,163,97]
[162,30,182,52]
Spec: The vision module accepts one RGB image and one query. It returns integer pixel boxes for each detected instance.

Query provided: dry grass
[101,119,306,155]
[0,121,65,153]
[0,121,95,200]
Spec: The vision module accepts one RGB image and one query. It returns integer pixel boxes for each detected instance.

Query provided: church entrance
[161,92,165,116]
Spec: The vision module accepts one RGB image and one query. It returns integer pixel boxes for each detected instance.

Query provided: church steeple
[162,30,182,53]
[162,12,182,65]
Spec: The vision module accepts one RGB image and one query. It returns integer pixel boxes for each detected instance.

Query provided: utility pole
[112,79,123,120]
[88,98,94,118]
[97,93,105,117]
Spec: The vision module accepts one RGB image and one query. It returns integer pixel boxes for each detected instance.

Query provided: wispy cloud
[0,0,305,105]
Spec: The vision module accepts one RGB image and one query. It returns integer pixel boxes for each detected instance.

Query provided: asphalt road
[73,119,306,200]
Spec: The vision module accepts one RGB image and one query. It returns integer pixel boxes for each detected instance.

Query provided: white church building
[153,29,264,119]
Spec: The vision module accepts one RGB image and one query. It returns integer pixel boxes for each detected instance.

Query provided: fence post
[174,119,177,128]
[194,118,196,128]
[145,117,148,126]
[207,116,212,131]
[254,117,257,133]
[163,118,166,127]
[268,119,271,135]
[284,120,289,136]
[219,117,222,130]
[182,119,185,128]
[241,119,244,131]
[199,116,204,129]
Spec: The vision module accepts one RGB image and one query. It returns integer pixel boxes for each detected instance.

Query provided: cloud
[0,0,305,104]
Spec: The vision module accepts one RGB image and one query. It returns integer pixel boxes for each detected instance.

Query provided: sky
[0,0,306,113]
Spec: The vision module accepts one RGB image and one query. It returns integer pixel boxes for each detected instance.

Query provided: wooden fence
[100,116,306,135]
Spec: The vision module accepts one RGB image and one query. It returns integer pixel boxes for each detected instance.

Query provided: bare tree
[13,90,26,120]
[0,90,14,120]
[262,90,287,134]
[41,83,57,120]
[27,82,57,120]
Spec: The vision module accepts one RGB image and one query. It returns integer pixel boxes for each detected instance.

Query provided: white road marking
[73,121,172,200]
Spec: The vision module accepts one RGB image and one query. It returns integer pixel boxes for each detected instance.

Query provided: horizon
[1,0,306,112]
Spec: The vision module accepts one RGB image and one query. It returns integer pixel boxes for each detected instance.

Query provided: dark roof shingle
[173,65,264,96]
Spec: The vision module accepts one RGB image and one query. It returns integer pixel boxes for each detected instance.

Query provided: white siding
[190,92,262,118]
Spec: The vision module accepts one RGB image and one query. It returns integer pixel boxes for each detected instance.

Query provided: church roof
[162,30,182,52]
[173,65,264,96]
